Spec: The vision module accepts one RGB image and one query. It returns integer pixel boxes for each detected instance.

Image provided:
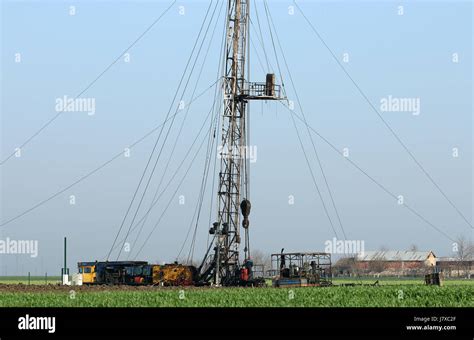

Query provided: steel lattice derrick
[200,0,284,286]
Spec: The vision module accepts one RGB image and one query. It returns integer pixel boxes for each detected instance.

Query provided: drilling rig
[198,0,284,286]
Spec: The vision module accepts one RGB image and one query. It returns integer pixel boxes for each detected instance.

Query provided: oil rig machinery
[77,0,285,287]
[271,250,332,288]
[196,0,285,286]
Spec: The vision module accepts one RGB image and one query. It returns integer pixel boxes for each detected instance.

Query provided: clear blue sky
[1,0,472,275]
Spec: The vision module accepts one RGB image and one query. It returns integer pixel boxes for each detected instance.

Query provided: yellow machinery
[77,261,196,286]
[78,262,96,284]
[152,264,196,286]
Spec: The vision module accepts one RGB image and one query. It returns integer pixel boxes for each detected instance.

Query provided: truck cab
[78,262,96,284]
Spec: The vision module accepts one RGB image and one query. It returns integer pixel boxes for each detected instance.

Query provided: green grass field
[0,277,472,307]
[0,285,472,307]
[0,276,61,285]
[332,277,474,286]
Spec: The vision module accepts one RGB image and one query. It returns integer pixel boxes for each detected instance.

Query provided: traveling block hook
[240,199,251,229]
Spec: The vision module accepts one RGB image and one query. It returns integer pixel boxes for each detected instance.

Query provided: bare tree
[365,246,388,274]
[408,244,418,252]
[251,249,271,271]
[453,235,474,278]
[334,256,357,276]
[368,255,386,274]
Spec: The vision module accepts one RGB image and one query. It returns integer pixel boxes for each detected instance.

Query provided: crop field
[0,276,61,285]
[0,277,472,307]
[332,277,474,286]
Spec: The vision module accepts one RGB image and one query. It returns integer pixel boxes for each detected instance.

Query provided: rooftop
[356,250,434,262]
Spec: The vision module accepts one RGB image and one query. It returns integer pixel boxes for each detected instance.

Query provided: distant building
[355,250,436,273]
[436,257,473,277]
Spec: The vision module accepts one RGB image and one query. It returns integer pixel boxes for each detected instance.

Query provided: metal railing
[242,82,282,99]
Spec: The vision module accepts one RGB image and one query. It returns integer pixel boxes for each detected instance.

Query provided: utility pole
[61,237,69,285]
[201,0,284,286]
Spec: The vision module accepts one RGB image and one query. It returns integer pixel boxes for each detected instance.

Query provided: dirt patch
[0,283,206,293]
